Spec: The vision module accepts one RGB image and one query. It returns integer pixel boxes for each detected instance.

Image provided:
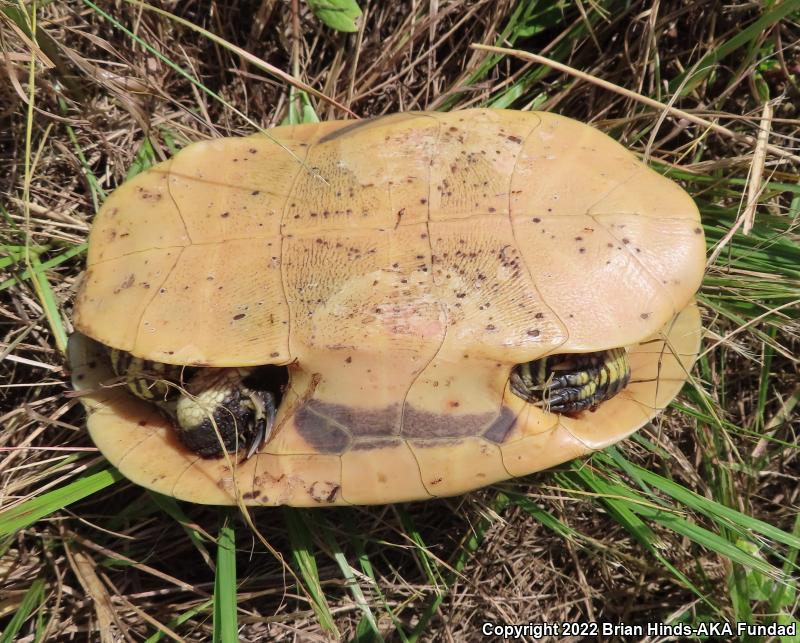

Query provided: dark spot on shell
[527,329,540,337]
[640,312,650,320]
[233,313,246,320]
[579,247,586,254]
[622,238,630,244]
[251,190,260,196]
[506,135,522,144]
[270,351,280,357]
[138,420,148,427]
[694,227,702,234]
[309,481,340,504]
[220,212,230,218]
[120,274,135,289]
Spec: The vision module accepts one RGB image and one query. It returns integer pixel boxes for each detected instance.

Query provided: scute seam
[589,214,679,314]
[398,113,446,438]
[164,161,194,245]
[506,113,571,360]
[131,246,185,357]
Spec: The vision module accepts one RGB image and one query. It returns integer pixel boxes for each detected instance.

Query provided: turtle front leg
[510,347,631,413]
[110,351,276,458]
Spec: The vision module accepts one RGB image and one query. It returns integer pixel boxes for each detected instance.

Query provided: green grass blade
[125,137,160,181]
[148,492,215,570]
[506,491,582,541]
[669,1,800,96]
[0,468,124,537]
[282,508,338,635]
[394,505,446,590]
[144,600,213,643]
[770,513,800,616]
[599,453,800,550]
[577,461,789,582]
[213,518,238,643]
[567,466,718,608]
[29,253,68,354]
[0,577,46,643]
[349,530,409,643]
[568,466,660,549]
[408,493,510,642]
[310,513,382,641]
[638,504,783,581]
[0,243,87,292]
[57,95,105,209]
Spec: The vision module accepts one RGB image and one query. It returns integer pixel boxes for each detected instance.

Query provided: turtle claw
[245,390,276,460]
[245,421,265,460]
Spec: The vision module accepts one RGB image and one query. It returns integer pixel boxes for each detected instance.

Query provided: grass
[1,0,799,640]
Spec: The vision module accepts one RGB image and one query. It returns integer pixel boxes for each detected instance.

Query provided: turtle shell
[71,109,705,506]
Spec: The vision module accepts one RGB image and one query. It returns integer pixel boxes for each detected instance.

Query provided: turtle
[69,109,705,506]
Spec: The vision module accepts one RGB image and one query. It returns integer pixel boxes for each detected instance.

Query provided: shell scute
[167,137,305,244]
[75,247,182,352]
[133,239,289,365]
[427,110,541,220]
[86,158,190,265]
[510,112,642,217]
[408,436,510,497]
[510,213,674,351]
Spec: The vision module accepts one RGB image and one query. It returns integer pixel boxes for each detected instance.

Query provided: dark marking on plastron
[351,437,404,451]
[300,400,401,437]
[401,405,497,439]
[482,407,517,443]
[294,403,351,453]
